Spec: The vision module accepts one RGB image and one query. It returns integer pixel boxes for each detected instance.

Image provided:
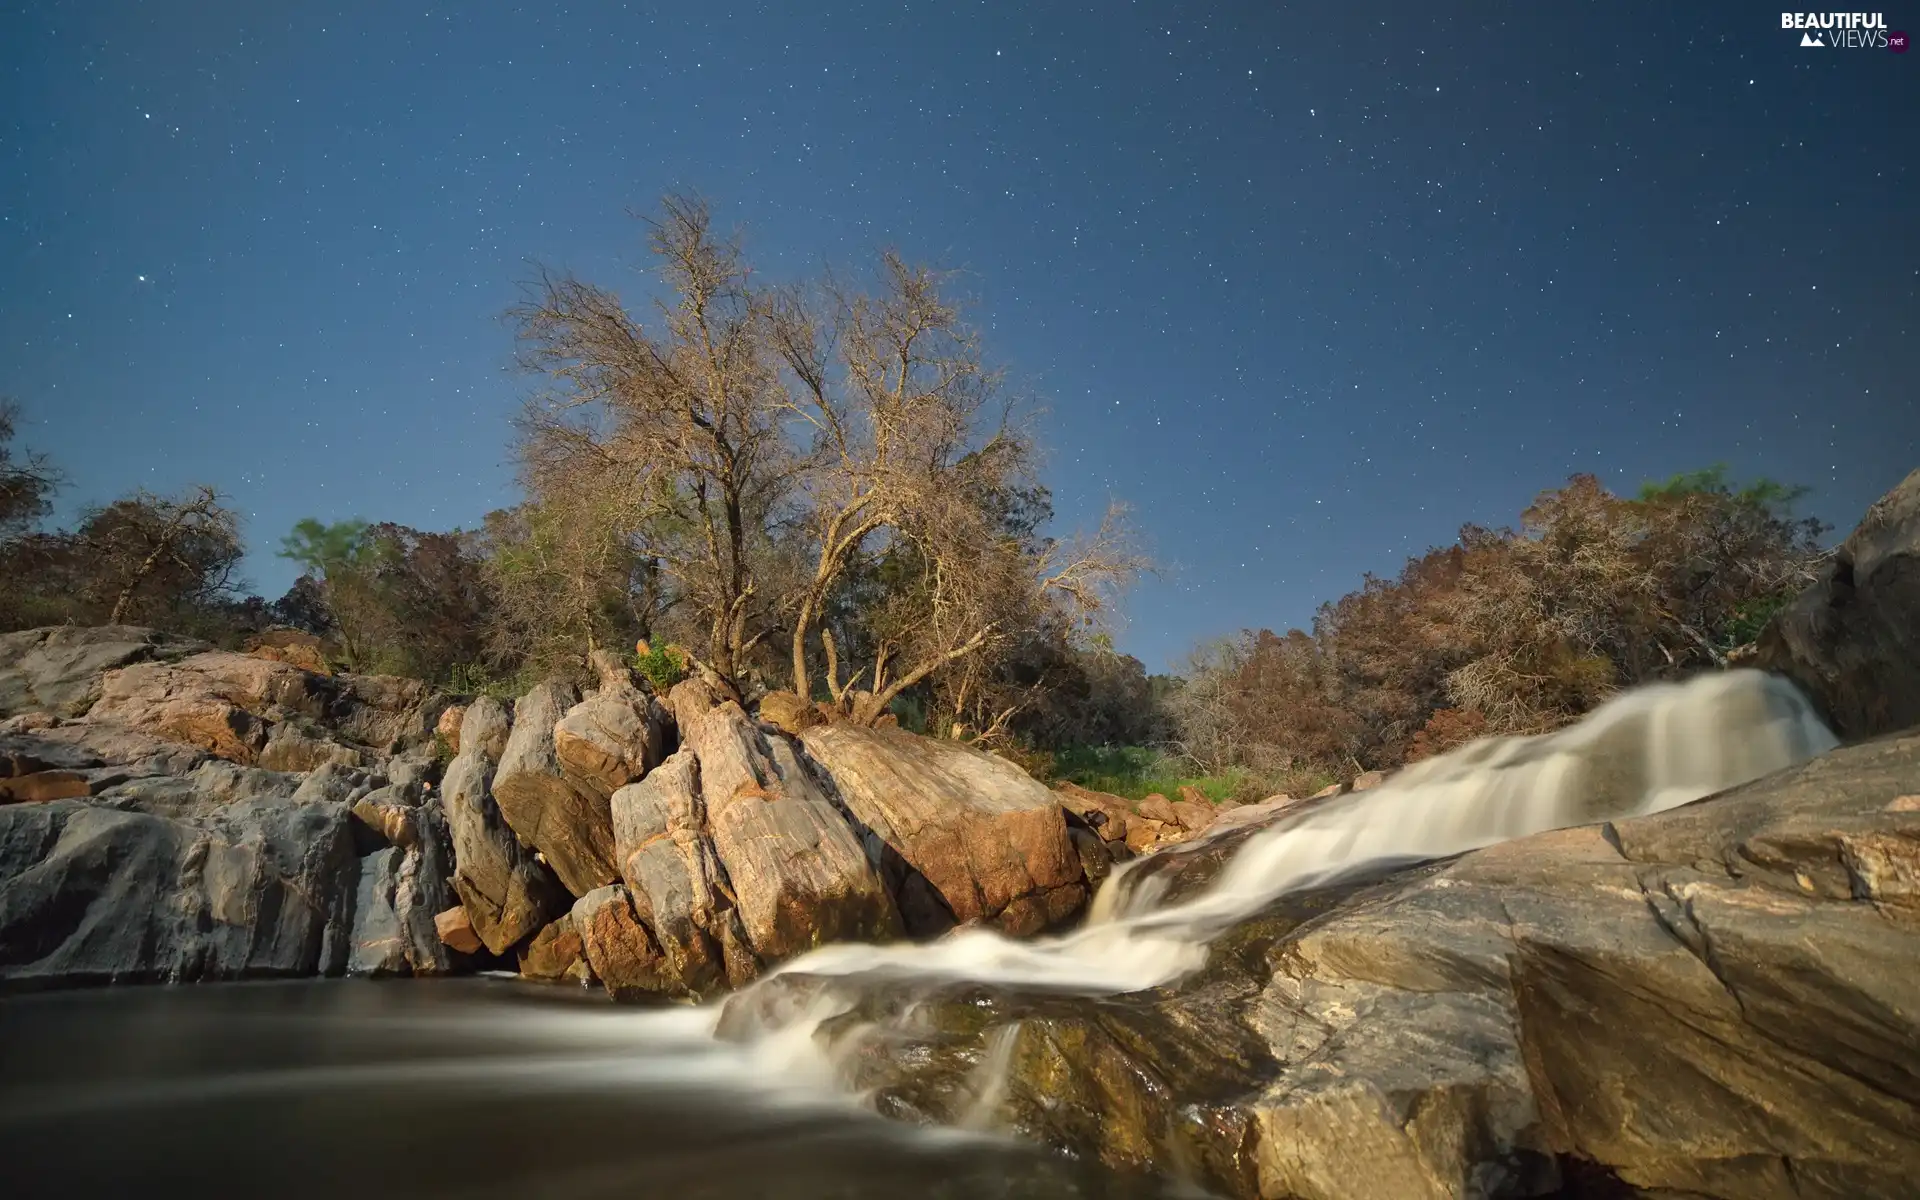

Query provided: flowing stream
[0,670,1835,1198]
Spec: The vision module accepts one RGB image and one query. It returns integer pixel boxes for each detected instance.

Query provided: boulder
[572,884,672,1001]
[1759,465,1920,740]
[1055,781,1133,840]
[1124,818,1167,855]
[799,722,1085,936]
[686,703,900,960]
[610,749,734,997]
[1350,769,1388,791]
[343,794,456,978]
[0,794,358,987]
[434,905,483,955]
[518,912,591,983]
[1169,797,1215,834]
[1137,793,1178,825]
[491,681,619,897]
[435,704,466,750]
[459,695,512,762]
[440,748,567,955]
[244,630,331,675]
[553,683,668,803]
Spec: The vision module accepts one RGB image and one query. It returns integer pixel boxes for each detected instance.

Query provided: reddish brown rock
[519,912,591,983]
[1351,770,1388,792]
[573,885,673,1001]
[554,682,667,803]
[1055,782,1134,839]
[1309,783,1343,800]
[1137,793,1179,826]
[1169,797,1216,834]
[686,703,900,959]
[1124,818,1167,855]
[245,630,331,675]
[799,722,1087,936]
[0,771,90,804]
[434,905,483,954]
[435,704,466,748]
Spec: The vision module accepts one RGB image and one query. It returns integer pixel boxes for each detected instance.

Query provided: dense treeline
[1164,470,1826,784]
[0,196,1830,792]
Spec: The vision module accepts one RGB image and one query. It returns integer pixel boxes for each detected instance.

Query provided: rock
[290,761,380,807]
[757,691,826,736]
[245,630,331,675]
[1350,769,1388,791]
[345,798,455,977]
[258,719,371,772]
[435,704,465,749]
[572,884,672,1001]
[808,732,1920,1200]
[0,625,207,719]
[1308,782,1342,799]
[0,711,60,734]
[435,905,483,954]
[1176,784,1211,807]
[553,683,668,803]
[0,771,92,804]
[1123,818,1167,855]
[459,695,512,761]
[440,747,567,955]
[1758,466,1920,741]
[610,749,733,997]
[94,760,304,819]
[1137,793,1179,826]
[687,704,900,959]
[1169,797,1215,834]
[801,722,1085,936]
[89,657,271,763]
[665,676,726,734]
[1055,782,1132,839]
[518,912,591,984]
[0,795,358,987]
[1067,825,1114,889]
[491,681,619,897]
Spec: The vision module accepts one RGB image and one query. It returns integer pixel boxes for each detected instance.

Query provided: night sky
[3,2,1914,670]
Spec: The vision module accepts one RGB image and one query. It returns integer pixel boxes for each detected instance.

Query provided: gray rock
[0,795,358,987]
[492,681,619,897]
[610,749,732,997]
[1759,465,1920,741]
[0,625,207,719]
[459,695,512,762]
[441,747,566,955]
[93,759,304,819]
[346,800,456,977]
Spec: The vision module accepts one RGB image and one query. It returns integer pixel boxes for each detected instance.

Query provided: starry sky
[2,1,1915,671]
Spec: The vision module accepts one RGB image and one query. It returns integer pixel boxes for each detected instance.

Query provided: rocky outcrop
[440,746,567,955]
[572,884,672,1000]
[0,625,207,719]
[758,734,1920,1200]
[346,796,458,976]
[553,671,669,804]
[802,722,1085,936]
[0,794,360,986]
[1759,466,1920,741]
[518,911,591,983]
[610,749,739,997]
[684,701,900,961]
[491,681,619,897]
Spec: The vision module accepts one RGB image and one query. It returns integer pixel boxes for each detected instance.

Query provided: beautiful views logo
[1781,12,1903,48]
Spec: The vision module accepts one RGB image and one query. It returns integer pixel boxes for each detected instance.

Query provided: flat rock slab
[800,723,1085,936]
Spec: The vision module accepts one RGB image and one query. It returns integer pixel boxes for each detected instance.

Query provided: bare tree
[78,485,244,625]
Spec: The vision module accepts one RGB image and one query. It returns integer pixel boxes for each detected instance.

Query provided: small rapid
[694,669,1835,1076]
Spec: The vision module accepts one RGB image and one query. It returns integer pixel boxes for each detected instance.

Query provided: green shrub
[446,661,518,699]
[634,641,690,693]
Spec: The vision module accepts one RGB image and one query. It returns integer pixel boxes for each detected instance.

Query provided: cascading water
[0,670,1841,1199]
[696,669,1836,1078]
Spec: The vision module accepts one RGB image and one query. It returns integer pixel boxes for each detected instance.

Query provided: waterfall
[619,669,1837,1104]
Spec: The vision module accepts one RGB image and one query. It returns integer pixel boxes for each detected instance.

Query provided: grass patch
[1044,745,1272,805]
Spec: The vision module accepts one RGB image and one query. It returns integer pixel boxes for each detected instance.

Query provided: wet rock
[688,704,899,961]
[1067,825,1114,889]
[800,722,1084,936]
[491,681,619,897]
[1759,465,1920,741]
[440,747,567,955]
